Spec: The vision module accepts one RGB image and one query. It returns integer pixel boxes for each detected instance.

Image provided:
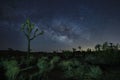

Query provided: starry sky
[0,0,120,51]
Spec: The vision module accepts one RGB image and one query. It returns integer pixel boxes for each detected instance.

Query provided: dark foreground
[0,50,120,80]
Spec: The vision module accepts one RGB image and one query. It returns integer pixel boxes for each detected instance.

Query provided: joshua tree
[72,48,76,52]
[114,43,120,50]
[21,18,44,57]
[102,42,108,51]
[87,48,91,52]
[95,44,101,51]
[78,46,81,51]
[109,42,114,50]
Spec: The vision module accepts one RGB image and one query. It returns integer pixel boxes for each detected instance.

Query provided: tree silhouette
[87,48,91,52]
[95,44,101,51]
[72,48,76,52]
[78,46,81,51]
[21,18,44,57]
[109,42,114,50]
[114,43,120,50]
[102,42,108,51]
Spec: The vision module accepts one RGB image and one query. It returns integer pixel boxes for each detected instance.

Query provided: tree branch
[23,31,29,39]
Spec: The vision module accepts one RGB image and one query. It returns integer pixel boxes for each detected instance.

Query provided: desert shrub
[37,57,50,74]
[19,56,25,65]
[59,60,75,79]
[62,50,73,59]
[59,60,74,70]
[20,55,35,66]
[87,66,103,80]
[18,75,25,80]
[2,60,20,80]
[37,57,53,80]
[93,52,120,65]
[27,55,35,65]
[64,65,86,80]
[102,52,120,65]
[50,56,60,69]
[50,56,60,64]
[85,55,105,64]
[59,59,87,80]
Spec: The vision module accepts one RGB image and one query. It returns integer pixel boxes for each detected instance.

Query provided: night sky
[0,0,120,51]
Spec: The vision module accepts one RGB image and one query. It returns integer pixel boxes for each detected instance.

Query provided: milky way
[0,0,120,51]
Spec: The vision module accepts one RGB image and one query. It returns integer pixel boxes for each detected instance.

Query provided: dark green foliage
[37,57,49,74]
[85,55,105,64]
[59,59,103,80]
[59,59,86,80]
[50,56,60,69]
[0,42,120,80]
[62,50,73,59]
[2,60,20,80]
[87,66,103,80]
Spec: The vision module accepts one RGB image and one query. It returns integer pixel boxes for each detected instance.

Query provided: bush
[37,57,50,74]
[87,66,103,80]
[2,60,20,80]
[50,56,60,69]
[63,50,73,59]
[85,55,105,64]
[59,59,86,80]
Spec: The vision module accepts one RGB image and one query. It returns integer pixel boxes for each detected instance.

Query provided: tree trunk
[27,39,30,58]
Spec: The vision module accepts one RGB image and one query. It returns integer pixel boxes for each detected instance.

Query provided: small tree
[78,46,81,51]
[109,42,114,50]
[114,43,120,50]
[95,44,101,51]
[72,48,76,52]
[21,18,44,57]
[102,42,108,51]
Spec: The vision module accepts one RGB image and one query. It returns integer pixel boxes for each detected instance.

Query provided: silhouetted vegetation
[0,42,120,80]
